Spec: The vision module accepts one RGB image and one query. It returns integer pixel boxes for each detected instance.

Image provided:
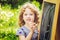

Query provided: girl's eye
[24,14,27,16]
[30,14,33,15]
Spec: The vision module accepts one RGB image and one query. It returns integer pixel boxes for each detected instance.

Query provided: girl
[16,3,40,40]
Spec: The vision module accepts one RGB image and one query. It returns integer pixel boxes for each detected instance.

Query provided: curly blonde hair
[19,3,39,26]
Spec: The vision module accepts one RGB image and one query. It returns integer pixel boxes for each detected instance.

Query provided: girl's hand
[28,22,37,32]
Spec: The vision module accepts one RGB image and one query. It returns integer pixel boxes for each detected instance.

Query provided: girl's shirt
[16,26,38,40]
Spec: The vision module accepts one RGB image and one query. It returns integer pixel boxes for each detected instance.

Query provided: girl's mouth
[27,19,31,21]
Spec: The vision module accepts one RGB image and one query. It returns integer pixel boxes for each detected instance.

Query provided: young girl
[16,3,40,40]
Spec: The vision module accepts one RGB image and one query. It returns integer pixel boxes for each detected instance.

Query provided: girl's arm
[19,31,34,40]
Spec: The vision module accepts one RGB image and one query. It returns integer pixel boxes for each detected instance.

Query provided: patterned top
[16,26,38,40]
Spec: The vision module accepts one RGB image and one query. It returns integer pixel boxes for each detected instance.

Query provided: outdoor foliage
[0,0,42,40]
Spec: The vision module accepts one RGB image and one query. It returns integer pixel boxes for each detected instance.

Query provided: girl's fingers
[28,22,38,31]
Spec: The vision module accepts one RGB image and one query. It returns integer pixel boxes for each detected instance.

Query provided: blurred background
[0,0,43,40]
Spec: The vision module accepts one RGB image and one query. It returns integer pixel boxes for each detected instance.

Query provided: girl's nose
[27,15,30,18]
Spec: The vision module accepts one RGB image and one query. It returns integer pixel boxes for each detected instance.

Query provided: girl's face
[23,8,35,24]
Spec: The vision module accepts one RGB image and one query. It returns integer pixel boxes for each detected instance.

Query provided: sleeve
[16,28,25,36]
[33,29,38,38]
